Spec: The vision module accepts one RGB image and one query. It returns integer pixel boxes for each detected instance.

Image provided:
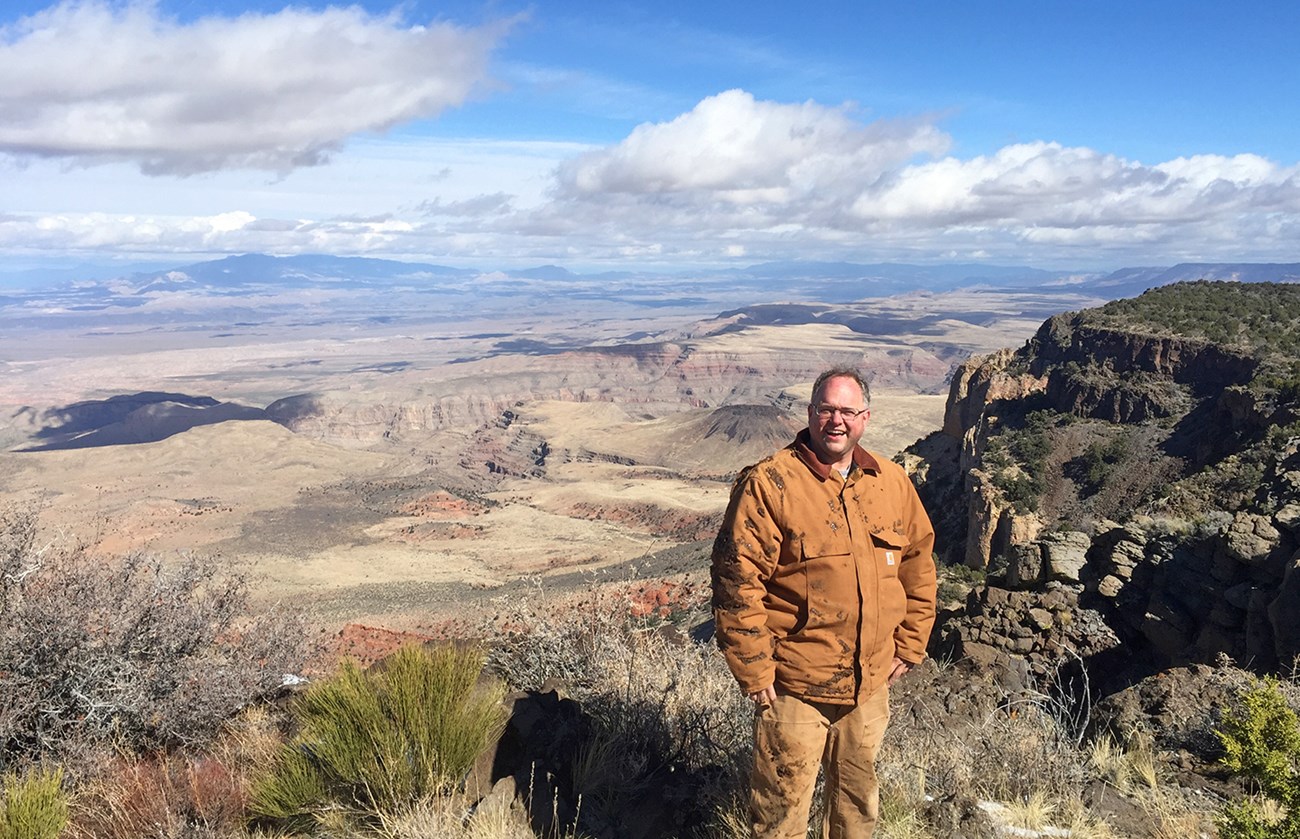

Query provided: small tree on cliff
[1217,677,1300,839]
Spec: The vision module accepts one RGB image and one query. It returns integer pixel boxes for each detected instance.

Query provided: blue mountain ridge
[5,253,1300,301]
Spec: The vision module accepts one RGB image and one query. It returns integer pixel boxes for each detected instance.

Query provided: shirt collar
[791,428,880,481]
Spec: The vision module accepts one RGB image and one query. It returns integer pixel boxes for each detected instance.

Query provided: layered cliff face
[263,337,951,447]
[910,281,1300,678]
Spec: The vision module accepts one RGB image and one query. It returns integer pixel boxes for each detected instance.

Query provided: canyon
[0,283,1084,627]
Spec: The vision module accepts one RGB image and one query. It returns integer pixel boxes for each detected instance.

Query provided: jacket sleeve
[711,465,784,695]
[892,474,938,665]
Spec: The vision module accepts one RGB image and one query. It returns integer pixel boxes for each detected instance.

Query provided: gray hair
[811,367,871,407]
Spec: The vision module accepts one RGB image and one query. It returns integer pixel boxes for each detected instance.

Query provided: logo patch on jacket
[885,551,896,566]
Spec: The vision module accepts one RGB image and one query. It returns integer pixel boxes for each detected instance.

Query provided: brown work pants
[750,685,890,839]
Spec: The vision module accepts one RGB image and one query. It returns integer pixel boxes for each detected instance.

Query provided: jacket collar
[792,428,880,481]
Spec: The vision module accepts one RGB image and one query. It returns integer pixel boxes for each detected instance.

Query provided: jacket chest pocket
[794,535,854,633]
[869,528,909,579]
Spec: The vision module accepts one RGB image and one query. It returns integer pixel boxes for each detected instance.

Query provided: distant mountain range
[9,253,1298,293]
[1085,263,1300,298]
[2,254,1298,327]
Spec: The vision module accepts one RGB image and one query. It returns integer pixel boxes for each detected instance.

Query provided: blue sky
[2,0,1298,272]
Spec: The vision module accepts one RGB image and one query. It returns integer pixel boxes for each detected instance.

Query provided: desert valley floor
[0,287,1099,628]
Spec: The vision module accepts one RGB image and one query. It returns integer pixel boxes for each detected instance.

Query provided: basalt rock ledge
[905,280,1300,684]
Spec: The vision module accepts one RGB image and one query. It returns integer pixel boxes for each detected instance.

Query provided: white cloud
[2,87,1299,268]
[557,89,949,199]
[415,193,516,217]
[532,98,1300,265]
[0,1,509,174]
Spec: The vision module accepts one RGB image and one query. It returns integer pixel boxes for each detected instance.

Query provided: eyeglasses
[813,405,867,420]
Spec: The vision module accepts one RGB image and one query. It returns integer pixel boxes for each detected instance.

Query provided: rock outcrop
[912,282,1300,681]
[936,581,1122,688]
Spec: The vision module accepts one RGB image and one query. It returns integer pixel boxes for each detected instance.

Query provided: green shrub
[250,644,506,831]
[1068,434,1131,497]
[935,561,985,604]
[1088,281,1300,357]
[0,767,67,839]
[984,409,1067,513]
[1217,677,1300,839]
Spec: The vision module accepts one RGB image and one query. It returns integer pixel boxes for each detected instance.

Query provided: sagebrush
[0,505,309,771]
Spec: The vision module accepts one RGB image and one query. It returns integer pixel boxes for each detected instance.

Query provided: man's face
[806,375,870,465]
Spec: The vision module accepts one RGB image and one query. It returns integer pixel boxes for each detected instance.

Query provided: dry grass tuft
[484,577,751,837]
[67,752,245,839]
[377,792,537,839]
[884,691,1093,807]
[1089,731,1160,794]
[1059,797,1116,839]
[1003,790,1056,831]
[1138,786,1217,839]
[65,708,282,839]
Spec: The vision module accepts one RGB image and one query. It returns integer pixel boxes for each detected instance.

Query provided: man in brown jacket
[711,367,937,839]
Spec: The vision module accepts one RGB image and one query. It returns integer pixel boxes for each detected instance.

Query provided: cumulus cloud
[557,89,949,202]
[534,92,1300,264]
[853,144,1300,230]
[0,1,508,174]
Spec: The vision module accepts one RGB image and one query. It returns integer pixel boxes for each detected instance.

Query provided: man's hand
[887,657,914,686]
[749,684,777,706]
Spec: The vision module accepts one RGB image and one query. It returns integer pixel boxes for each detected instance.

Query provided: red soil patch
[331,623,437,669]
[623,578,709,620]
[566,501,719,540]
[327,618,487,670]
[400,490,486,517]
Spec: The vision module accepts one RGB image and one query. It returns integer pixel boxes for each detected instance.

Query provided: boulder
[1142,593,1195,662]
[1223,582,1254,611]
[1090,664,1244,757]
[1223,512,1282,566]
[1275,503,1300,537]
[1005,543,1043,588]
[1110,541,1144,578]
[1097,575,1124,598]
[1042,530,1092,582]
[923,795,999,839]
[1247,588,1278,668]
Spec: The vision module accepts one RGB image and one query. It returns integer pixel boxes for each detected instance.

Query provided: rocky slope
[907,281,1300,684]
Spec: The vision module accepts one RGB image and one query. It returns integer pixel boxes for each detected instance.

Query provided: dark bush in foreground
[486,586,752,837]
[0,506,309,771]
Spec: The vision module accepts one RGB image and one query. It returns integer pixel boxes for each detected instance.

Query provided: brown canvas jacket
[711,429,937,704]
